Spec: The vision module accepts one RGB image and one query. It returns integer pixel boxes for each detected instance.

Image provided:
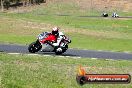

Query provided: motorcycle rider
[40,27,69,48]
[51,27,65,47]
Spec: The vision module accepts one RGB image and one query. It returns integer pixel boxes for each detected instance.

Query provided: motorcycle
[28,32,71,55]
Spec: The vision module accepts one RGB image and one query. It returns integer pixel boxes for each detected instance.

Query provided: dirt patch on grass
[0,17,54,35]
[48,0,132,12]
[13,60,42,71]
[74,0,132,12]
[0,16,132,40]
[3,0,132,14]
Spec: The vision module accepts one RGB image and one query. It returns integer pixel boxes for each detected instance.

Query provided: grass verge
[0,53,132,88]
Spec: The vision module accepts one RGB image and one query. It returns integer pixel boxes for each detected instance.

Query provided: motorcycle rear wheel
[28,40,42,53]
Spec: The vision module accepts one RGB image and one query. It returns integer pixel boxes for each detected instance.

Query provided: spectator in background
[112,12,119,18]
[102,12,108,17]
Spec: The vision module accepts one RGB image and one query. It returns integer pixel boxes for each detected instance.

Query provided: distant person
[112,12,119,18]
[50,27,69,47]
[102,12,108,17]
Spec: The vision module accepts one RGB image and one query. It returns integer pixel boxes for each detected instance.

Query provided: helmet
[52,27,59,35]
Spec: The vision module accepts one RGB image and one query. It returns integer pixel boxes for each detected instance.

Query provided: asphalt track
[0,44,132,60]
[37,13,132,18]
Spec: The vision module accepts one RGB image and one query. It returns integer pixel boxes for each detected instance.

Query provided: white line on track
[124,51,131,54]
[76,57,81,59]
[27,54,39,56]
[65,56,70,58]
[58,56,65,58]
[7,52,83,59]
[91,58,98,60]
[8,53,21,55]
[6,52,115,61]
[105,59,115,61]
[43,55,51,57]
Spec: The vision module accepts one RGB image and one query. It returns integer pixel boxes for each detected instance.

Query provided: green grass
[0,53,132,88]
[0,2,132,88]
[0,14,132,52]
[1,13,132,32]
[70,34,132,52]
[0,1,132,52]
[0,33,132,52]
[31,1,132,16]
[0,34,35,45]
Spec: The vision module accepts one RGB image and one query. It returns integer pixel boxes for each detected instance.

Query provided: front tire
[55,45,68,55]
[62,44,68,53]
[55,47,63,55]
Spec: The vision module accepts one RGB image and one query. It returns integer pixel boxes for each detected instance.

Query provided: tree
[1,0,4,11]
[4,0,10,10]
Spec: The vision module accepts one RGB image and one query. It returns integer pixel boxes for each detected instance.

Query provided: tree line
[0,0,46,11]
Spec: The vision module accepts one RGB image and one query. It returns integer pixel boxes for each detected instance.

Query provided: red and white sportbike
[28,32,71,55]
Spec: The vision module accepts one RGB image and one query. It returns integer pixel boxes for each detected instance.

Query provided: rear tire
[28,40,42,53]
[102,13,108,17]
[28,42,36,53]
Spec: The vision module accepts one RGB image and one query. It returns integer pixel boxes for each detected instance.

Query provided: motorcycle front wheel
[54,44,69,55]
